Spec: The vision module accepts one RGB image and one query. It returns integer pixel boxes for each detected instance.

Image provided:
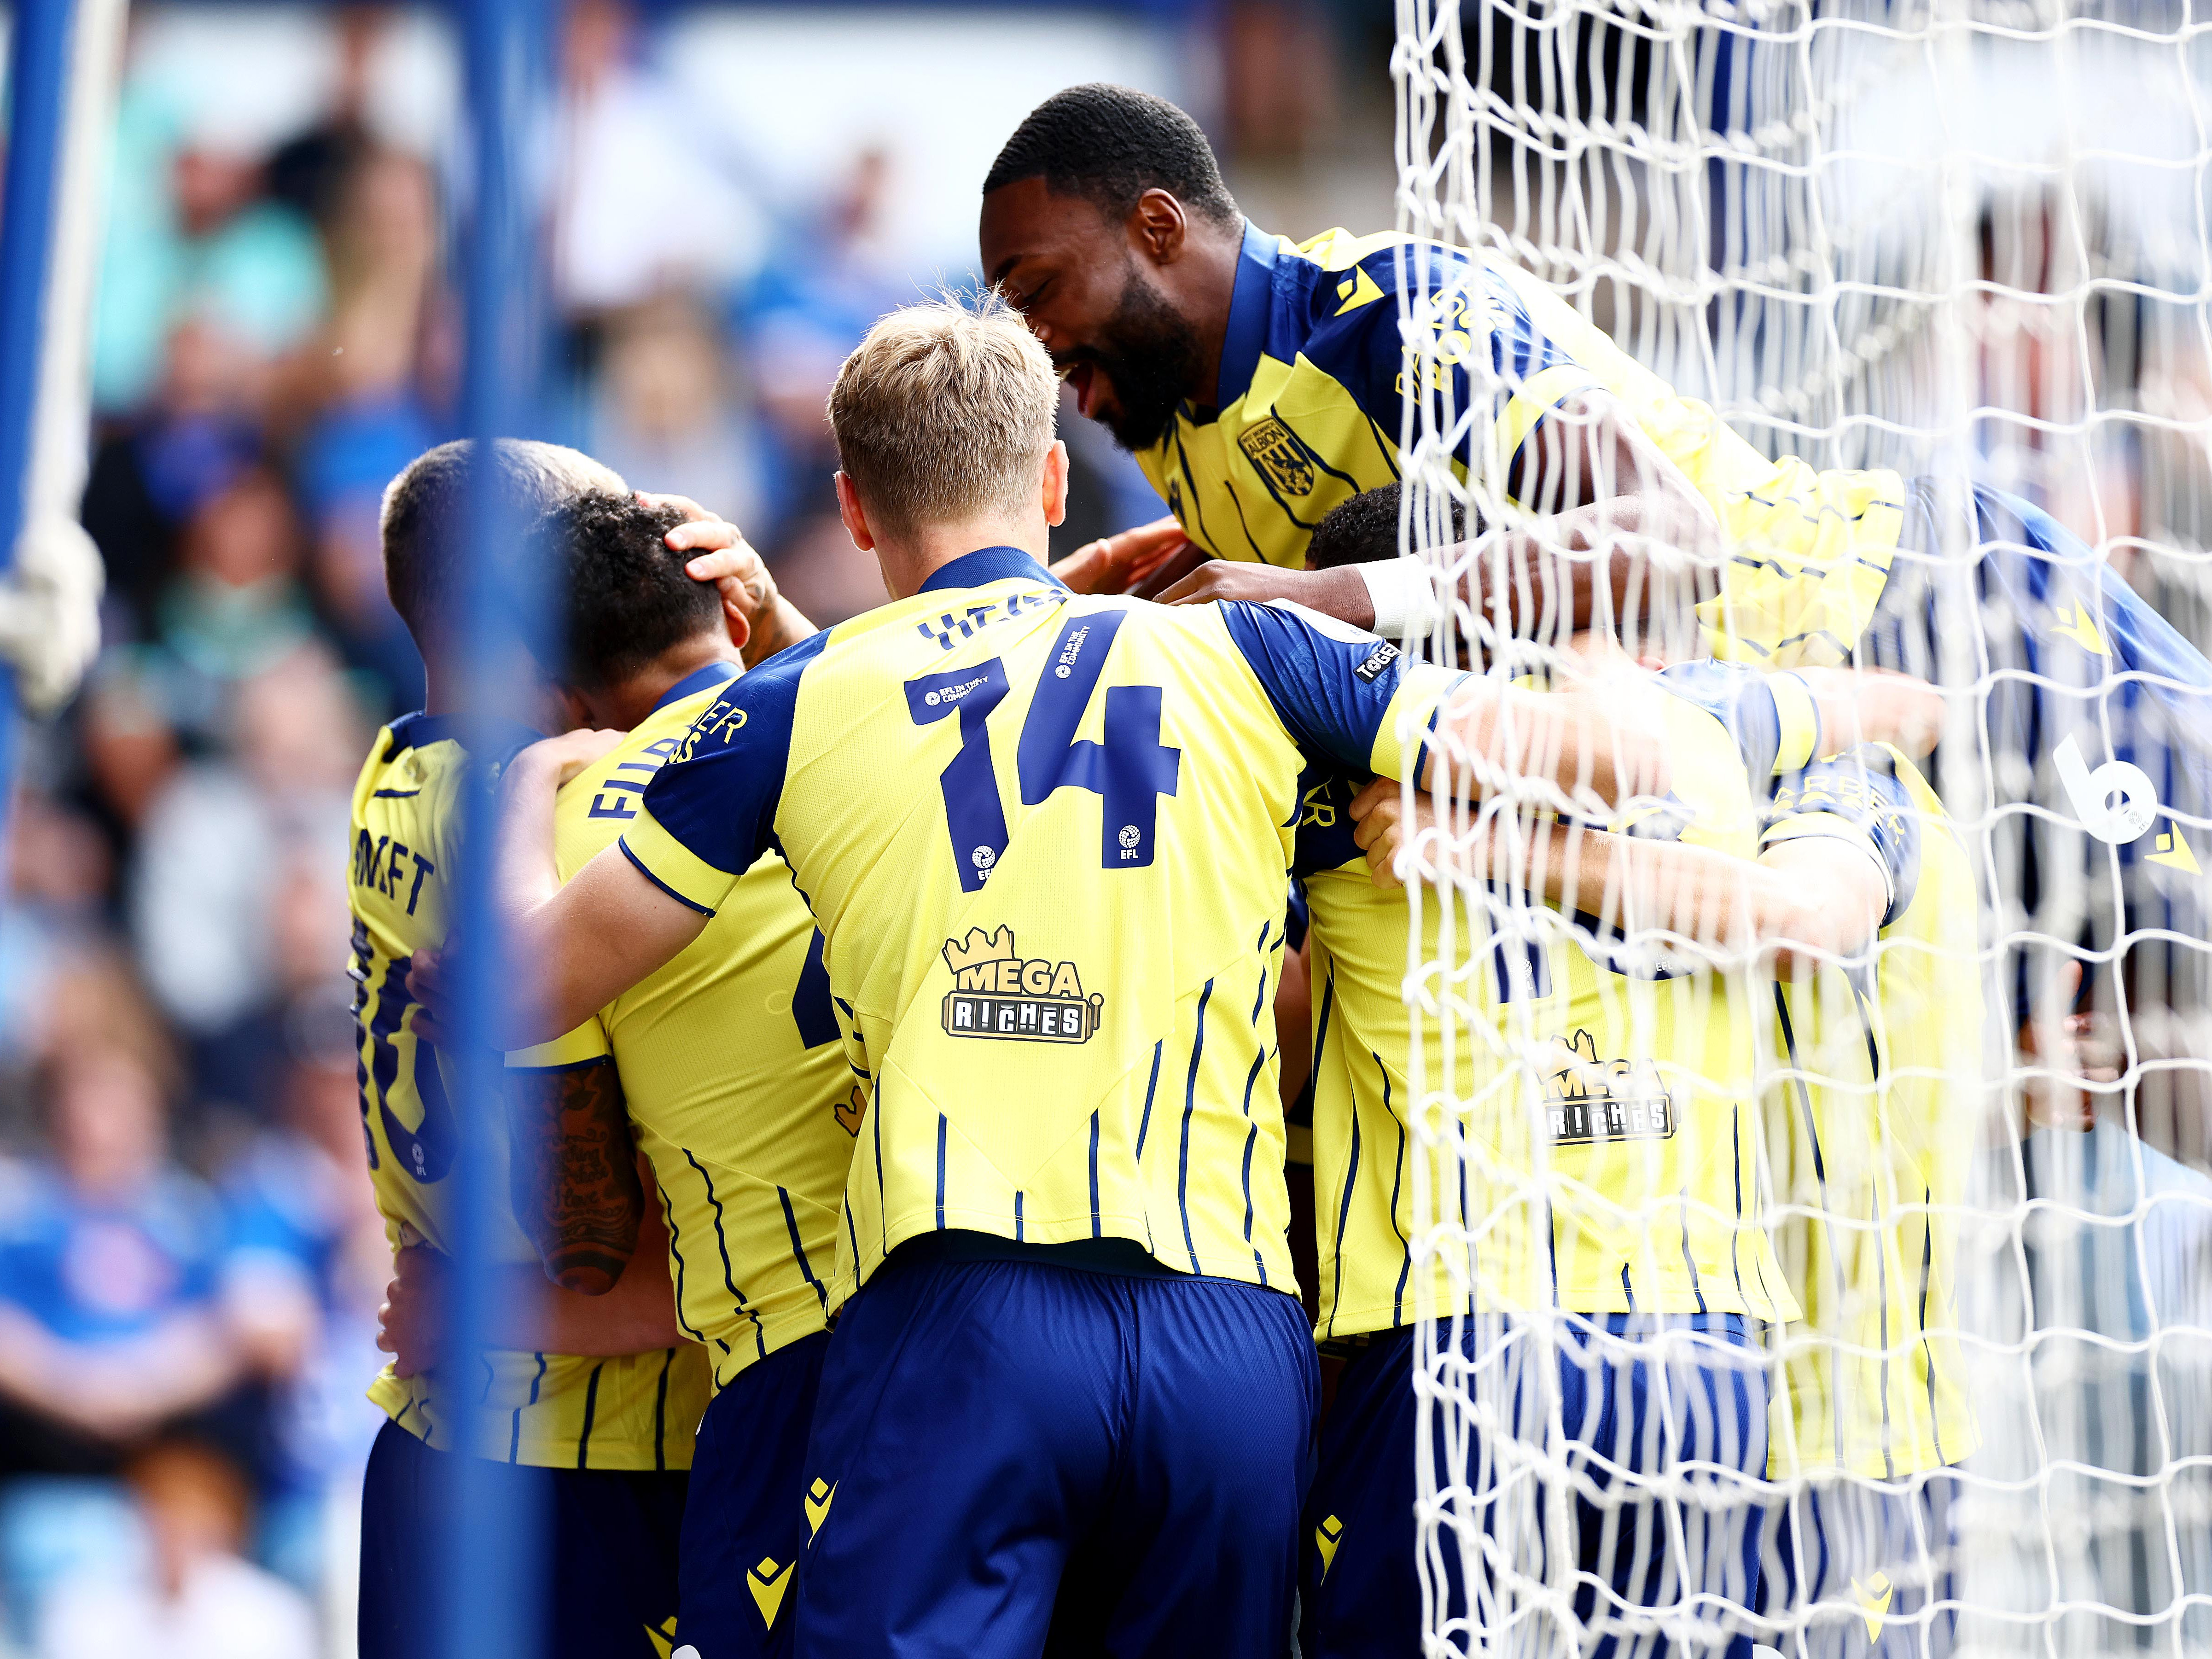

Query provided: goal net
[1388,2,2212,1654]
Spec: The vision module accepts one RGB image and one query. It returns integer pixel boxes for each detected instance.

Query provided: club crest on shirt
[1238,415,1317,497]
[1540,1029,1679,1144]
[940,926,1101,1044]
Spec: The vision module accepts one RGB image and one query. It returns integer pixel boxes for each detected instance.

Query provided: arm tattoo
[505,1062,644,1294]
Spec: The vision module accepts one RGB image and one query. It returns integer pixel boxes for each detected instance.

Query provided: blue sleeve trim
[620,838,714,917]
[1768,746,1922,927]
[638,629,827,877]
[1218,600,1406,774]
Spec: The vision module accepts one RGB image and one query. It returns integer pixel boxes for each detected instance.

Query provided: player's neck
[873,519,1050,600]
[1179,217,1245,409]
[582,635,745,733]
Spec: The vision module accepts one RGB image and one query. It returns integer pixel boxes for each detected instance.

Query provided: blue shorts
[1762,1472,1960,1658]
[1302,1314,1769,1659]
[676,1330,829,1659]
[358,1415,688,1659]
[792,1234,1319,1658]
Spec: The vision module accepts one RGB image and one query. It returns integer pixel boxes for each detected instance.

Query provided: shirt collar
[651,658,743,714]
[1213,219,1281,411]
[917,546,1067,596]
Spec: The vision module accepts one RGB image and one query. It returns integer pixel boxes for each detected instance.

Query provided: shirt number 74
[904,610,1181,893]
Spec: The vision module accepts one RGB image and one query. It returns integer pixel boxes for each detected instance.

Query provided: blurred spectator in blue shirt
[0,1047,239,1449]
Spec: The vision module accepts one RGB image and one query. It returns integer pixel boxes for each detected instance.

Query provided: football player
[464,296,1698,1656]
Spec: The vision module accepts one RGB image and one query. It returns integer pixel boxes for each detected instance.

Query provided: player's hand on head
[378,1244,447,1378]
[1052,516,1191,595]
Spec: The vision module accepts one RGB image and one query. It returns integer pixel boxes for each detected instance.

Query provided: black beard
[1083,271,1204,452]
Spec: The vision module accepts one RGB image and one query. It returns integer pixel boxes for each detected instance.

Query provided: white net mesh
[1388,3,2212,1654]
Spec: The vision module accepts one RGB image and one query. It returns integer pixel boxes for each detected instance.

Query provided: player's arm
[484,732,709,1046]
[1792,666,1944,759]
[505,1056,644,1295]
[1347,781,1889,975]
[375,1205,685,1376]
[1218,600,1671,814]
[1423,669,1676,811]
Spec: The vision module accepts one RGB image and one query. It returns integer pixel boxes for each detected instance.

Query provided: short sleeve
[1762,746,1921,926]
[1217,600,1467,782]
[506,1016,612,1073]
[627,632,824,914]
[1306,246,1599,482]
[1656,660,1784,780]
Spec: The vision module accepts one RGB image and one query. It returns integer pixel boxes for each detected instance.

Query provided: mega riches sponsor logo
[940,926,1101,1044]
[1540,1030,1680,1144]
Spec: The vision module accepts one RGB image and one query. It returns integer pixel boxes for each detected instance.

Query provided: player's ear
[1041,441,1070,529]
[553,682,594,735]
[719,597,751,657]
[1129,188,1186,265]
[834,472,877,552]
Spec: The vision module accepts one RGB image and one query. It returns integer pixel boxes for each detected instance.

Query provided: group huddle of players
[344,85,2212,1659]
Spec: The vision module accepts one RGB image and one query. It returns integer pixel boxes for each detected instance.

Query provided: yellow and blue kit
[348,713,706,1659]
[623,545,1464,1657]
[1135,219,1907,665]
[1755,745,1981,1659]
[506,660,856,1659]
[1293,663,1847,1659]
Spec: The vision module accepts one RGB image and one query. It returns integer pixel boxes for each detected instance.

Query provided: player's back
[512,666,858,1391]
[349,715,700,1468]
[1762,743,1984,1479]
[627,553,1461,1305]
[1301,669,1802,1326]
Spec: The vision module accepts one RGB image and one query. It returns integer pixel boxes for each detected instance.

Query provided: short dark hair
[1307,485,1473,571]
[379,439,623,647]
[984,84,1238,229]
[538,490,722,692]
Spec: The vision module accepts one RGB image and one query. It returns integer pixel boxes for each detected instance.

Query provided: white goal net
[1390,3,2212,1655]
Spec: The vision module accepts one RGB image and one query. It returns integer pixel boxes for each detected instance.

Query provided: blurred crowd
[0,3,1376,1653]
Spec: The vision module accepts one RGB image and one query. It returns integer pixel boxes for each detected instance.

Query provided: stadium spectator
[0,1045,237,1448]
[33,1439,317,1659]
[588,295,765,530]
[130,646,359,1049]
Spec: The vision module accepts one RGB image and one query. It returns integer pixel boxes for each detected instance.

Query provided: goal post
[1390,4,2212,1655]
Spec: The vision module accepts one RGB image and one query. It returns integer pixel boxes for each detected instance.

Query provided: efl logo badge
[1238,415,1317,497]
[940,926,1102,1044]
[1541,1030,1679,1144]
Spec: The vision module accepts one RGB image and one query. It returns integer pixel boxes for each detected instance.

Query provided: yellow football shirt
[1301,668,1838,1328]
[1758,745,1984,1479]
[349,715,707,1469]
[1135,219,1903,667]
[620,548,1462,1307]
[507,663,859,1393]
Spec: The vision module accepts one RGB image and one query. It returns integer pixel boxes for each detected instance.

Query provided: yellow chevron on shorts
[1315,1514,1345,1579]
[748,1557,794,1627]
[1851,1571,1895,1640]
[806,1476,836,1539]
[644,1613,678,1659]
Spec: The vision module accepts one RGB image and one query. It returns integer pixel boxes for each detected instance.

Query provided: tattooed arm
[505,1058,645,1295]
